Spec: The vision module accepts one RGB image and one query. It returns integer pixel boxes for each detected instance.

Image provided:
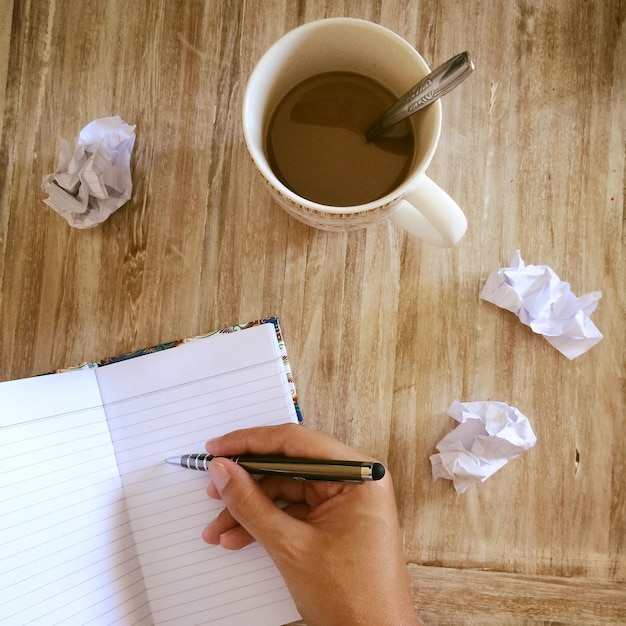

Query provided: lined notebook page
[96,323,301,626]
[0,368,151,626]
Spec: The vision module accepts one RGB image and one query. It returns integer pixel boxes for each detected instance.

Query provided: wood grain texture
[1,1,624,623]
[408,564,626,625]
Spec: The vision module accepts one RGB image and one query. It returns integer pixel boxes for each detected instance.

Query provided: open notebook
[0,318,302,626]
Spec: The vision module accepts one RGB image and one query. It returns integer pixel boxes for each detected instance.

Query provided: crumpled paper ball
[480,251,603,359]
[430,400,537,494]
[41,116,136,228]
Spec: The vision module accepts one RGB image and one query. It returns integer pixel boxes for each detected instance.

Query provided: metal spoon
[365,51,474,142]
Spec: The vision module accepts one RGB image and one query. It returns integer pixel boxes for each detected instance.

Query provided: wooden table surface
[1,1,624,623]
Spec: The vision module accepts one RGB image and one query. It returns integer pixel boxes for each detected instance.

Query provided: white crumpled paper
[430,400,537,494]
[480,251,603,360]
[42,116,136,228]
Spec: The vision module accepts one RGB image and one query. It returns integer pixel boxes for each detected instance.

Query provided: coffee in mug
[266,71,414,207]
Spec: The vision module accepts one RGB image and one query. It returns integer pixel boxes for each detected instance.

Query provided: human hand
[202,424,420,626]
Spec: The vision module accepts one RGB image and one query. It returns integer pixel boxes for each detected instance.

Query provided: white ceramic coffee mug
[242,18,467,248]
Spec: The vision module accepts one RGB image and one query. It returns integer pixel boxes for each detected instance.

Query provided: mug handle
[387,176,467,247]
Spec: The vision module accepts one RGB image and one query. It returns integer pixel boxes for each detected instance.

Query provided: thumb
[208,458,291,547]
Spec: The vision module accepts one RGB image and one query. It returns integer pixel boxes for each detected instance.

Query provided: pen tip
[164,457,179,465]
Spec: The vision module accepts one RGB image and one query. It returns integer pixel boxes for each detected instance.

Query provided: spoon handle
[365,51,474,141]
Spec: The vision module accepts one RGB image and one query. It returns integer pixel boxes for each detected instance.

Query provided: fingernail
[208,459,231,493]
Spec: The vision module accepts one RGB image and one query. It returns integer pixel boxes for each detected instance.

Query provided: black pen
[165,453,385,482]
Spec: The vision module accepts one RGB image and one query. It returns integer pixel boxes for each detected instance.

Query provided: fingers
[206,423,374,462]
[207,472,349,508]
[203,502,312,549]
[204,457,303,550]
[204,473,322,546]
[202,506,239,545]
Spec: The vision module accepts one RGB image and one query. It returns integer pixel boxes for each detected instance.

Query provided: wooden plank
[408,564,626,625]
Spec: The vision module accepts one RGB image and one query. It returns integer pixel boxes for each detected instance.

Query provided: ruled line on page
[108,389,291,458]
[100,358,282,413]
[103,366,282,423]
[142,551,272,592]
[155,571,289,616]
